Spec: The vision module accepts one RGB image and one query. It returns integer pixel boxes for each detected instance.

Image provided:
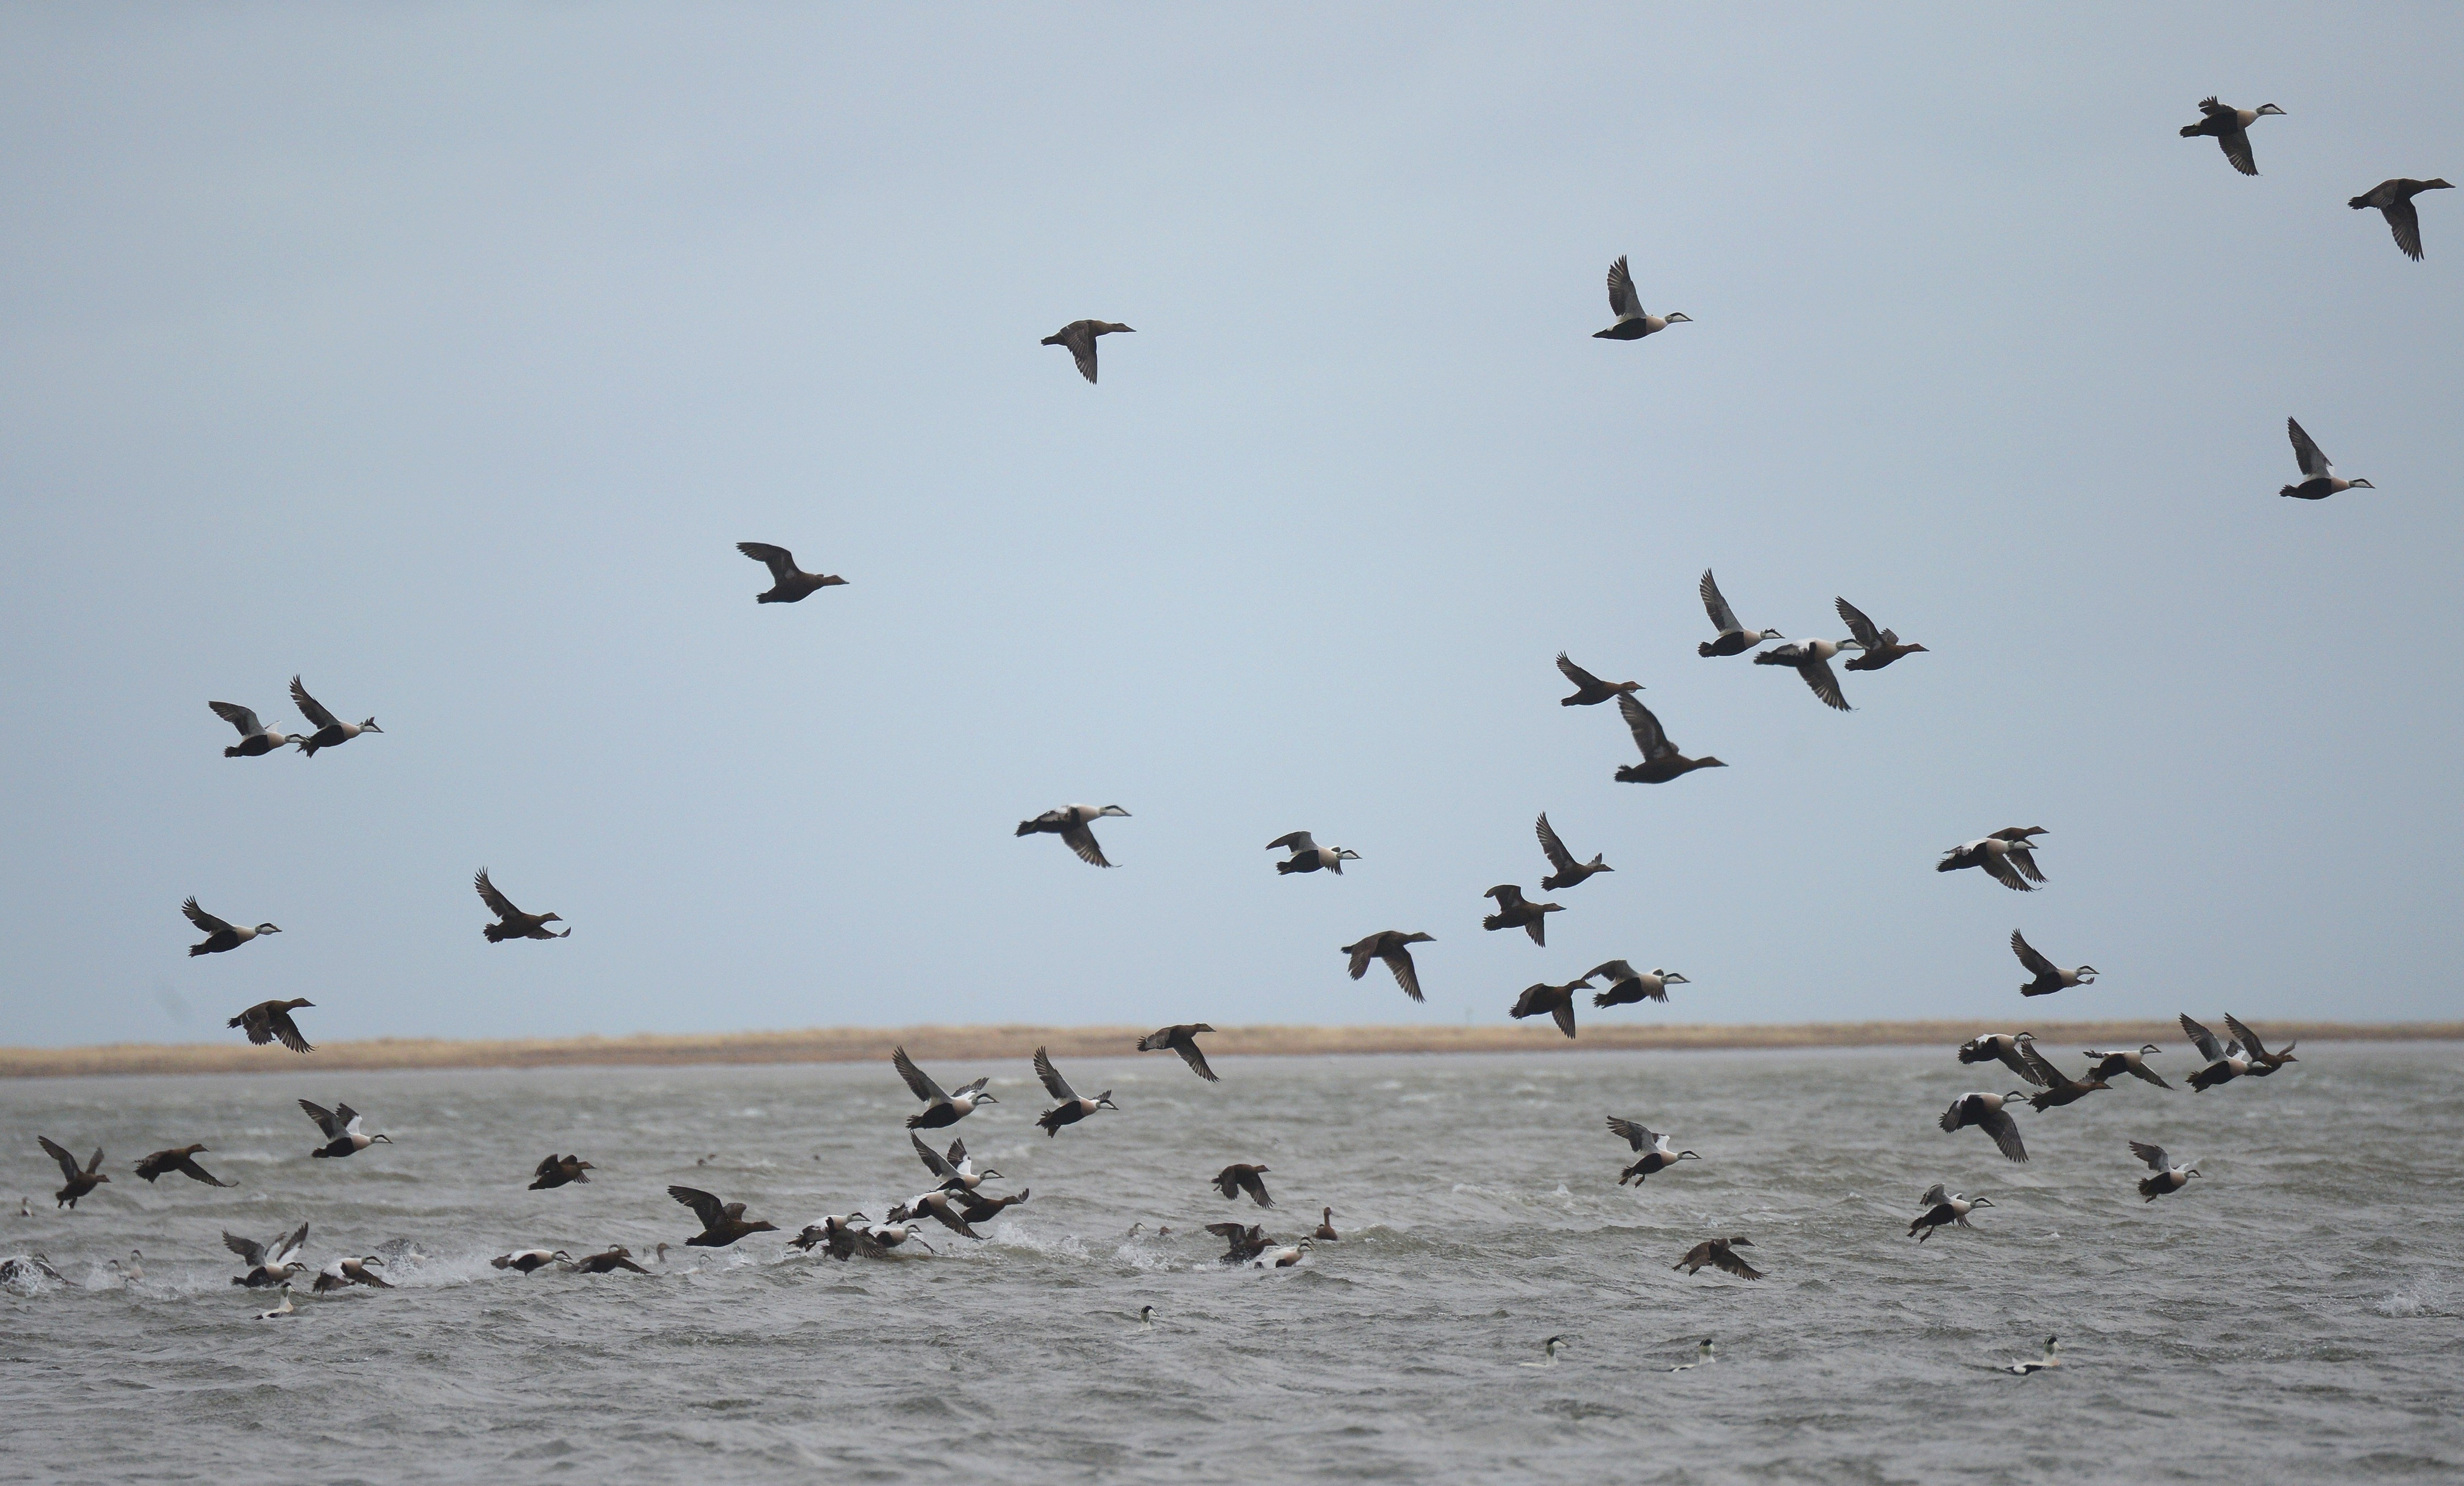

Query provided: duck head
[359,719,383,733]
[2255,103,2286,117]
[1657,971,1690,986]
[1664,312,1693,324]
[255,924,284,936]
[2073,965,2099,982]
[1095,1092,1118,1111]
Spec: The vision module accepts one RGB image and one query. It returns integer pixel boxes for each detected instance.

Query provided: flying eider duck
[1936,828,2047,891]
[1753,636,1855,711]
[909,1131,1000,1194]
[893,1045,996,1129]
[288,675,381,757]
[2178,96,2284,175]
[734,542,847,603]
[476,868,569,942]
[1909,1184,1994,1242]
[1555,652,1642,707]
[1016,804,1132,867]
[1613,694,1726,783]
[36,1138,109,1208]
[1696,570,1783,657]
[1668,1339,1715,1371]
[1481,885,1563,947]
[1509,976,1593,1039]
[888,1190,989,1240]
[2224,1015,2296,1077]
[2017,1046,2111,1111]
[1592,255,1690,340]
[2082,1045,2172,1089]
[2011,930,2096,997]
[862,1221,934,1256]
[1314,1208,1339,1241]
[228,997,315,1052]
[208,700,306,758]
[254,1283,298,1320]
[572,1245,652,1274]
[2000,1337,2061,1375]
[1673,1237,1761,1280]
[1835,597,1927,670]
[1208,1222,1270,1266]
[2179,1014,2251,1091]
[947,1187,1029,1225]
[492,1249,573,1274]
[185,898,280,956]
[1137,1023,1219,1081]
[1252,1238,1312,1269]
[1587,960,1687,1007]
[1212,1163,1275,1209]
[111,1250,145,1284]
[225,1222,311,1287]
[668,1186,778,1247]
[1267,831,1360,874]
[1958,1032,2046,1084]
[312,1255,391,1293]
[2280,418,2375,500]
[1519,1335,1567,1368]
[529,1154,595,1190]
[2349,177,2452,260]
[1032,1046,1117,1136]
[300,1100,391,1158]
[2129,1141,2201,1202]
[134,1144,233,1188]
[1939,1091,2030,1162]
[1606,1116,1699,1185]
[786,1214,870,1258]
[1041,319,1134,383]
[1342,931,1434,1002]
[1535,813,1612,891]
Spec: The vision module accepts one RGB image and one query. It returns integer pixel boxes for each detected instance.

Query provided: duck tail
[2348,194,2372,209]
[1274,859,1299,875]
[2178,123,2201,138]
[224,744,246,758]
[1695,641,1718,658]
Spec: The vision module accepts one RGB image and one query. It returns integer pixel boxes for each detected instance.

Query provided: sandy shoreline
[2,1020,2454,1078]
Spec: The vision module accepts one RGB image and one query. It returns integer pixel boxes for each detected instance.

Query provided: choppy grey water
[4,1044,2460,1484]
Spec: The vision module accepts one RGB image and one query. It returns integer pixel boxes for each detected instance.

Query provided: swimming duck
[1481,885,1563,947]
[1252,1238,1312,1269]
[668,1186,778,1248]
[207,701,305,758]
[300,1101,391,1158]
[2224,1015,2297,1077]
[1531,813,1613,892]
[1668,1339,1715,1371]
[1696,570,1783,657]
[288,675,381,757]
[2129,1141,2201,1201]
[2000,1336,2061,1375]
[1592,256,1690,340]
[2017,1046,2111,1110]
[491,1249,573,1274]
[529,1154,594,1190]
[312,1256,391,1293]
[1909,1184,1994,1242]
[1342,931,1434,1002]
[909,1132,1000,1193]
[1613,694,1726,783]
[1139,1305,1155,1329]
[185,898,280,956]
[1834,597,1928,670]
[1753,637,1853,712]
[254,1283,298,1320]
[1586,960,1688,1007]
[1605,1116,1699,1185]
[1673,1237,1760,1280]
[1958,1032,2046,1084]
[110,1250,145,1284]
[1314,1208,1339,1241]
[1213,1163,1275,1209]
[1936,829,2046,891]
[1509,977,1593,1038]
[893,1046,996,1129]
[2081,1045,2172,1089]
[37,1138,108,1208]
[1042,319,1133,383]
[1137,1023,1219,1081]
[2178,97,2284,175]
[2180,1015,2250,1091]
[1033,1047,1116,1135]
[227,997,315,1052]
[1016,804,1132,867]
[1519,1335,1568,1368]
[134,1144,233,1188]
[2280,418,2375,500]
[1939,1091,2030,1162]
[734,542,847,603]
[572,1245,652,1274]
[1555,652,1643,706]
[1267,831,1360,874]
[225,1222,311,1287]
[2011,930,2096,997]
[1207,1222,1270,1265]
[2349,178,2452,260]
[475,869,569,942]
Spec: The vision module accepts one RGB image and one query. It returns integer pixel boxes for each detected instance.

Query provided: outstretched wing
[2009,930,2058,978]
[2286,418,2329,478]
[2386,196,2426,260]
[2129,1140,2170,1172]
[2179,1014,2225,1063]
[1033,1046,1079,1102]
[1486,884,1528,910]
[223,1229,268,1266]
[892,1045,947,1104]
[1834,597,1883,651]
[735,542,797,583]
[183,897,232,934]
[911,1131,959,1182]
[297,1100,344,1139]
[667,1185,727,1228]
[1698,569,1741,634]
[1059,821,1113,867]
[1980,853,2035,892]
[1605,1115,1656,1152]
[1556,653,1606,691]
[1605,254,1641,319]
[1584,959,1638,986]
[1175,1037,1219,1083]
[289,675,340,730]
[2222,1015,2271,1060]
[2017,1043,2066,1088]
[208,701,264,736]
[1617,693,1672,761]
[1798,657,1850,711]
[1712,1245,1763,1280]
[1980,1107,2028,1162]
[1381,944,1425,1003]
[1266,830,1317,853]
[270,1222,310,1266]
[474,869,523,921]
[1918,1182,1949,1209]
[1534,813,1577,873]
[38,1137,81,1183]
[2216,124,2256,175]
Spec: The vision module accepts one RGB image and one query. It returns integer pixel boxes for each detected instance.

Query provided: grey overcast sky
[2,5,2457,1048]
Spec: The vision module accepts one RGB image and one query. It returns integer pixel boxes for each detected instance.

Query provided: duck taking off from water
[185,898,280,956]
[2129,1141,2201,1201]
[2223,1015,2296,1077]
[134,1145,233,1187]
[1673,1237,1760,1280]
[1482,885,1564,947]
[1696,570,1782,657]
[1032,1046,1116,1136]
[573,1245,653,1274]
[2178,97,2284,175]
[1555,652,1642,706]
[1959,1032,2046,1085]
[1753,637,1854,712]
[229,997,315,1052]
[2082,1045,2172,1089]
[1834,597,1927,671]
[909,1132,1000,1194]
[1137,1023,1218,1081]
[288,675,381,757]
[1909,1185,1994,1242]
[2011,930,2096,997]
[529,1154,594,1190]
[2000,1337,2061,1375]
[2349,177,2452,260]
[208,701,305,758]
[893,1046,995,1129]
[1268,831,1359,875]
[313,1255,391,1293]
[1592,255,1689,340]
[475,869,568,942]
[2018,1046,2111,1111]
[734,542,846,603]
[1253,1238,1313,1269]
[1587,961,1687,1007]
[492,1249,573,1274]
[2180,1014,2251,1092]
[1213,1164,1275,1208]
[1533,813,1612,891]
[1017,804,1132,867]
[1937,829,2047,892]
[301,1101,391,1158]
[1940,1091,2030,1163]
[1342,931,1433,1003]
[36,1139,107,1208]
[1208,1222,1269,1266]
[668,1186,778,1248]
[1606,1117,1699,1185]
[1509,977,1593,1039]
[1042,319,1133,383]
[225,1222,310,1287]
[1613,694,1726,784]
[2280,418,2374,500]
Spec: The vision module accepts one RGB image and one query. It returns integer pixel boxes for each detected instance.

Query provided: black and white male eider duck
[1518,1335,1568,1368]
[207,699,307,758]
[909,1132,1000,1193]
[299,1100,391,1158]
[1668,1339,1715,1371]
[1958,1032,2046,1084]
[2178,96,2285,175]
[1999,1336,2061,1375]
[572,1245,652,1274]
[1481,885,1563,947]
[1555,652,1642,707]
[1016,804,1132,867]
[1342,931,1435,1002]
[491,1249,573,1274]
[1137,1023,1219,1081]
[312,1256,391,1293]
[2179,1014,2251,1091]
[2017,1046,2111,1111]
[1673,1237,1760,1280]
[1535,813,1612,890]
[1939,1091,2030,1162]
[36,1138,109,1208]
[1509,977,1593,1038]
[668,1186,778,1248]
[1592,254,1690,340]
[1835,597,1927,671]
[1587,960,1687,1007]
[1613,694,1726,784]
[185,898,280,956]
[1041,319,1134,383]
[228,997,315,1052]
[529,1154,594,1190]
[734,542,847,603]
[893,1046,997,1129]
[1937,829,2047,891]
[1752,636,1855,712]
[1267,831,1360,874]
[253,1283,298,1320]
[2081,1045,2172,1089]
[134,1144,233,1188]
[1605,1117,1699,1185]
[475,868,569,942]
[1908,1184,1994,1242]
[1695,570,1782,657]
[2224,1014,2297,1077]
[2129,1141,2201,1202]
[1212,1164,1275,1209]
[288,675,381,757]
[2349,177,2453,260]
[2011,930,2097,997]
[2280,418,2375,500]
[1031,1046,1117,1136]
[225,1222,311,1287]
[1252,1238,1312,1269]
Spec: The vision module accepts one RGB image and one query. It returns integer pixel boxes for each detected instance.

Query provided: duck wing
[223,1229,270,1267]
[1584,960,1638,986]
[735,542,798,584]
[1710,1244,1763,1280]
[2125,1061,2174,1090]
[1604,254,1642,319]
[288,675,340,731]
[892,1046,948,1104]
[297,1100,345,1140]
[2222,1015,2272,1061]
[1033,1046,1080,1103]
[1605,1115,1656,1152]
[1980,852,2035,892]
[1979,1106,2028,1162]
[2215,124,2256,175]
[911,1131,960,1183]
[1535,813,1577,873]
[267,1006,313,1054]
[2016,1043,2066,1089]
[2384,196,2426,260]
[2179,1014,2226,1063]
[269,1222,310,1267]
[1265,830,1317,853]
[2129,1140,2171,1172]
[208,701,264,736]
[38,1137,81,1183]
[2286,418,2330,479]
[474,869,524,923]
[1698,570,1742,634]
[666,1185,728,1229]
[1172,1034,1218,1083]
[1058,820,1113,867]
[1833,597,1884,651]
[1617,693,1674,762]
[1487,884,1528,911]
[1796,656,1850,711]
[1343,937,1378,981]
[182,898,232,935]
[1380,944,1425,1003]
[2009,930,2058,978]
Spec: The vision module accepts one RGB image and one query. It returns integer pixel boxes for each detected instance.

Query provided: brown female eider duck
[1673,1237,1760,1280]
[668,1186,778,1248]
[288,675,381,757]
[1031,1046,1116,1136]
[893,1046,996,1129]
[37,1138,108,1208]
[1509,977,1592,1038]
[1137,1023,1219,1081]
[1481,885,1563,947]
[2178,97,2284,175]
[2349,178,2452,260]
[1042,320,1134,383]
[529,1154,595,1190]
[228,997,315,1052]
[300,1100,391,1158]
[476,868,569,942]
[1212,1164,1275,1209]
[1314,1208,1339,1242]
[1208,1222,1269,1265]
[1613,695,1726,783]
[734,542,847,603]
[185,898,280,956]
[1835,597,1928,670]
[2224,1015,2296,1076]
[572,1246,652,1274]
[1555,652,1642,707]
[2017,1046,2111,1110]
[134,1145,233,1187]
[1535,813,1612,891]
[1342,931,1434,1002]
